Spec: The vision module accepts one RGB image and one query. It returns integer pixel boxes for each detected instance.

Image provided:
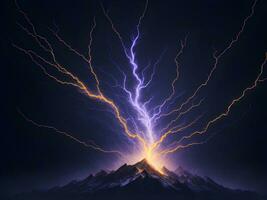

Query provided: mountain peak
[133,158,149,167]
[133,158,163,176]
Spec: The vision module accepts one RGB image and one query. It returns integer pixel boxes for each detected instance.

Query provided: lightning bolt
[15,0,265,171]
[102,0,156,146]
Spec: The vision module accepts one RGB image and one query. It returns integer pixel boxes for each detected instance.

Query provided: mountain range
[11,159,264,200]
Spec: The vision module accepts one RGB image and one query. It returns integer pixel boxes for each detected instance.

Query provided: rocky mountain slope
[11,159,264,200]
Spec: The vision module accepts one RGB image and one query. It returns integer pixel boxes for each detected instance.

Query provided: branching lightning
[15,0,266,171]
[159,55,267,156]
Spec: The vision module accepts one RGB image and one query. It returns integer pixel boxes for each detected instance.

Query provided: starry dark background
[1,0,267,198]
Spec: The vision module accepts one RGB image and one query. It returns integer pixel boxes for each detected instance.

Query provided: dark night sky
[1,0,267,198]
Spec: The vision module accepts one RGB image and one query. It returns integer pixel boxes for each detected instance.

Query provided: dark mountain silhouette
[11,159,264,200]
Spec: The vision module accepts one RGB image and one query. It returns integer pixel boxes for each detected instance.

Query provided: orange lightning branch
[160,55,267,155]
